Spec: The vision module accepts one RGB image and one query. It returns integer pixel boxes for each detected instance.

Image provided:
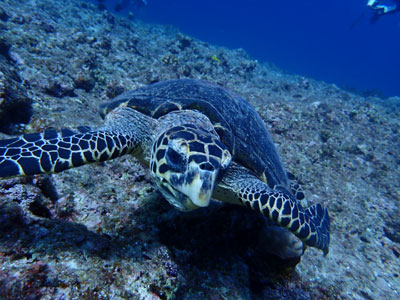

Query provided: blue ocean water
[92,0,400,98]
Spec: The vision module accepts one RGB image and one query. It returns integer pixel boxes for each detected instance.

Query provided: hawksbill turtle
[0,79,330,255]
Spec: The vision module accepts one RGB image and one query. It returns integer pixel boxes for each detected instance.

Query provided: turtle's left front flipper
[216,163,330,255]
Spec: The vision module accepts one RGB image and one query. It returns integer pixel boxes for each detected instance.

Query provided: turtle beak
[179,167,216,208]
[156,162,219,211]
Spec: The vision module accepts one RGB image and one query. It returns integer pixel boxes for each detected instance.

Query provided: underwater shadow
[156,203,302,298]
[0,195,165,262]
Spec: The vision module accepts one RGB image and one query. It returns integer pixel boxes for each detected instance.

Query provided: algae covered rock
[0,45,32,133]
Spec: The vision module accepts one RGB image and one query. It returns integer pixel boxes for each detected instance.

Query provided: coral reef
[0,42,32,134]
[0,0,399,299]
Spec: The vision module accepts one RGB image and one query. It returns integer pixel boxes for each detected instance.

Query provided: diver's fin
[350,11,366,30]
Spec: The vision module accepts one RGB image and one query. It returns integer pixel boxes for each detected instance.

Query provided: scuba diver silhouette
[367,0,400,23]
[350,0,400,29]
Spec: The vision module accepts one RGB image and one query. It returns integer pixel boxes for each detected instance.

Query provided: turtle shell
[100,79,289,189]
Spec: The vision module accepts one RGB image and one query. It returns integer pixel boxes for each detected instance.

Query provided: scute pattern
[100,79,289,188]
[150,124,230,177]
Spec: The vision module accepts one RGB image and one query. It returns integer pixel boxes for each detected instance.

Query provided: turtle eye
[166,147,186,171]
[199,162,214,171]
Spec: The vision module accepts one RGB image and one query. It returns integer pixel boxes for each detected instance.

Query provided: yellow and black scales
[0,79,330,254]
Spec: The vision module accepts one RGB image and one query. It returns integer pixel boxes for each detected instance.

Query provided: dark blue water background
[90,0,400,97]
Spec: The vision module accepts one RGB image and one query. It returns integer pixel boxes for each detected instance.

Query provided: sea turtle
[0,79,330,255]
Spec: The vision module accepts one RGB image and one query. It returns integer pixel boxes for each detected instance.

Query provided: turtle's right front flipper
[0,107,158,179]
[0,129,138,179]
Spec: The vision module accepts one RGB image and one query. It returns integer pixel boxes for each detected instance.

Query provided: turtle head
[150,125,232,211]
